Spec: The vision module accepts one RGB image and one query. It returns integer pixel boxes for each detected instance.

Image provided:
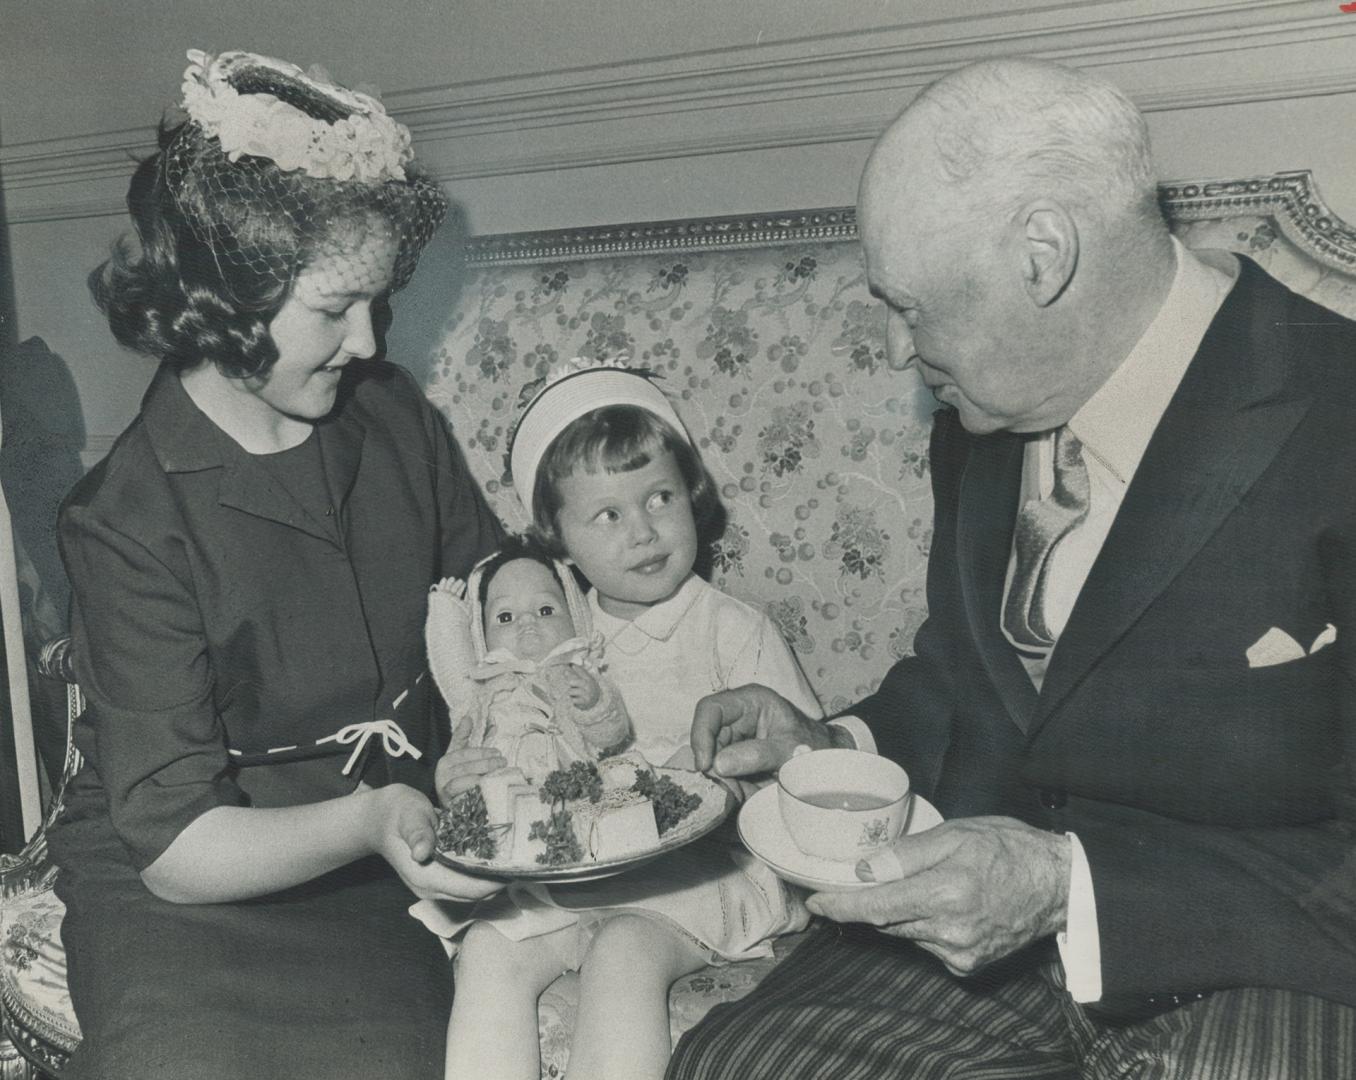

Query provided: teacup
[776,748,910,862]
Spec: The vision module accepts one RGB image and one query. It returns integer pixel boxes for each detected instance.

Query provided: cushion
[0,881,79,1070]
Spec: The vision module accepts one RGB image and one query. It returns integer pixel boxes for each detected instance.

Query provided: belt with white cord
[226,672,427,771]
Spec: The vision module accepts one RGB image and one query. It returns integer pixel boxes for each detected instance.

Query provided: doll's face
[482,558,577,662]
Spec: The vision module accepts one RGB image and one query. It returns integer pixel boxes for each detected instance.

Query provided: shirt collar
[588,572,702,645]
[1068,239,1237,484]
[141,362,239,473]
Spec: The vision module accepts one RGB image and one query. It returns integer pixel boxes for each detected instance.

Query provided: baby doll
[427,535,632,797]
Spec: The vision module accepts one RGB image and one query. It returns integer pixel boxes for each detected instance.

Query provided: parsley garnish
[539,761,603,805]
[435,786,501,860]
[631,770,701,835]
[529,809,583,865]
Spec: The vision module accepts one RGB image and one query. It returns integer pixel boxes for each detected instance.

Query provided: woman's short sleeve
[59,499,246,869]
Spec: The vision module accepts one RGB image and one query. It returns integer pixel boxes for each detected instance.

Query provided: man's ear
[1015,200,1077,307]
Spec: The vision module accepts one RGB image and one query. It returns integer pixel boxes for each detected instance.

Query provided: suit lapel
[1034,261,1313,731]
[956,431,1040,731]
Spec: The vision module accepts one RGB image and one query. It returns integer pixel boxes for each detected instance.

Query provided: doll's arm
[567,668,634,757]
[426,577,479,732]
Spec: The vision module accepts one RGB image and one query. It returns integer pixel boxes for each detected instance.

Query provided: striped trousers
[666,924,1355,1080]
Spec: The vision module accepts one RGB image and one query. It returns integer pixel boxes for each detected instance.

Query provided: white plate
[738,785,943,892]
[435,767,735,884]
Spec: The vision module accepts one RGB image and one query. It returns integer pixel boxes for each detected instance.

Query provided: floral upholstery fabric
[0,879,79,1057]
[416,213,1356,1077]
[424,218,1356,716]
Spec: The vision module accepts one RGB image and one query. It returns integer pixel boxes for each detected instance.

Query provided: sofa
[4,170,1355,1079]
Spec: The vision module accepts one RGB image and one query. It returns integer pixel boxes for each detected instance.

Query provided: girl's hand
[435,745,507,806]
[365,783,503,902]
[564,666,602,710]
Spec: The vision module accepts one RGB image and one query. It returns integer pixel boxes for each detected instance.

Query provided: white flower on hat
[178,48,414,183]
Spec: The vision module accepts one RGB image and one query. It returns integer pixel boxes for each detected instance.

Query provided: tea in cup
[777,748,910,862]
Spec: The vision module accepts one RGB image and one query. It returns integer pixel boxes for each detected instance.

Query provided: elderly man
[668,58,1356,1079]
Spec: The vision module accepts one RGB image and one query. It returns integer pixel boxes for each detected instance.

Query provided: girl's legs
[444,921,575,1080]
[567,914,710,1080]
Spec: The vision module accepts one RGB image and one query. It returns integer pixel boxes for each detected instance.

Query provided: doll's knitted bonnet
[463,547,592,663]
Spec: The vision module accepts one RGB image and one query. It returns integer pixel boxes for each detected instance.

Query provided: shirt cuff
[827,715,876,754]
[1056,831,1102,1003]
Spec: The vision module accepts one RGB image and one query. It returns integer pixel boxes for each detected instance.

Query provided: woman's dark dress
[50,361,502,1079]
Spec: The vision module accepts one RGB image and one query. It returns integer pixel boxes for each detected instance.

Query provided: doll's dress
[466,634,632,780]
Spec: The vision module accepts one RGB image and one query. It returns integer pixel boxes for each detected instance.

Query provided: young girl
[427,534,633,795]
[430,359,823,1080]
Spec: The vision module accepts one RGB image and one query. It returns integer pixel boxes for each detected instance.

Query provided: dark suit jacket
[853,258,1356,1011]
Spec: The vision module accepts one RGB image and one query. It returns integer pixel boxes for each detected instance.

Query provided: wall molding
[463,170,1356,272]
[4,0,1354,225]
[464,207,859,265]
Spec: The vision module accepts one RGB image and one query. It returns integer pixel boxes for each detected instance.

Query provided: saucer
[737,785,943,892]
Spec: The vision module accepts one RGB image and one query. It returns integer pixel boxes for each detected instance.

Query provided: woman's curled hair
[89,121,291,378]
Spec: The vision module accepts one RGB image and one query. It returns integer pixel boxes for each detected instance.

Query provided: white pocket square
[1246,623,1336,668]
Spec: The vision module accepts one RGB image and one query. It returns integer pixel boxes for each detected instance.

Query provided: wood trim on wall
[462,208,859,265]
[4,1,1354,225]
[463,170,1356,273]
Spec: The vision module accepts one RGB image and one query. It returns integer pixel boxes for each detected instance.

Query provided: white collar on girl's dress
[588,573,703,649]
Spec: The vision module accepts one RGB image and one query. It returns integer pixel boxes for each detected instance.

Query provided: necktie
[1003,427,1090,651]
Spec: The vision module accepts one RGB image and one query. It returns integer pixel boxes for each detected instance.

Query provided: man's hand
[804,816,1071,976]
[690,684,849,780]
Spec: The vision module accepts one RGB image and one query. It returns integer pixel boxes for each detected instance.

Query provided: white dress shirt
[1007,239,1237,1001]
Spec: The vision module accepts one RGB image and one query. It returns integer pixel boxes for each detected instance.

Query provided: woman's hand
[364,783,502,902]
[435,745,507,806]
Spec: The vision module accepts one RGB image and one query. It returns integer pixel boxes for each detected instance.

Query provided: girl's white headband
[509,365,691,520]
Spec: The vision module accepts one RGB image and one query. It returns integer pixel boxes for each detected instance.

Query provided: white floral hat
[162,48,447,293]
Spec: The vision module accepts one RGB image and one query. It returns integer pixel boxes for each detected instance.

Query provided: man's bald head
[856,58,1177,434]
[862,58,1162,242]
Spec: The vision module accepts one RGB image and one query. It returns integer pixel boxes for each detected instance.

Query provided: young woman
[51,49,503,1079]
